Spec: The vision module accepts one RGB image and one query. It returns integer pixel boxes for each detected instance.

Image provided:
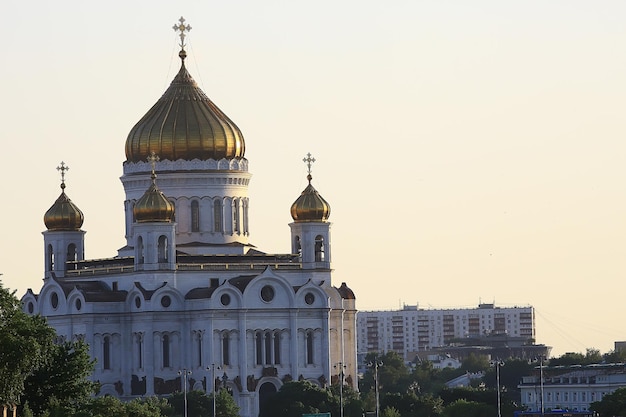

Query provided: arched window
[256,332,263,365]
[315,235,325,262]
[196,332,203,368]
[213,200,223,233]
[274,332,281,365]
[158,235,168,262]
[306,331,314,365]
[137,236,144,264]
[222,333,230,365]
[232,199,240,233]
[294,236,301,258]
[67,243,77,263]
[162,334,170,368]
[191,200,200,232]
[136,333,144,369]
[264,332,272,364]
[103,336,111,370]
[243,199,249,234]
[47,244,54,271]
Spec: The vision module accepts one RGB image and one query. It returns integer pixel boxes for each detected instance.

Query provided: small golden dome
[290,174,331,222]
[133,168,175,222]
[44,183,84,231]
[125,53,245,163]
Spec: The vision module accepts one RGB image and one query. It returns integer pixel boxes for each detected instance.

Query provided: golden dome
[125,50,245,163]
[290,174,331,222]
[133,170,175,223]
[44,182,84,231]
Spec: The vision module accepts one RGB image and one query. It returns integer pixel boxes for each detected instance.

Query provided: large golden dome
[44,183,84,231]
[125,50,245,163]
[290,174,331,223]
[133,171,175,223]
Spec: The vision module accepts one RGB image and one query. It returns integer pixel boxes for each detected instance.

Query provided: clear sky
[2,1,626,357]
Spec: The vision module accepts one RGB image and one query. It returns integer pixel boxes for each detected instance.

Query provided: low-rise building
[519,363,626,413]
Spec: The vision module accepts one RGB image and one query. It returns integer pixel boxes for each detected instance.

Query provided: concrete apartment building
[357,303,535,361]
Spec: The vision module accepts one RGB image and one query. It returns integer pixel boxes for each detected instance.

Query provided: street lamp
[207,363,220,417]
[367,359,383,417]
[334,362,346,417]
[178,368,192,417]
[491,360,504,417]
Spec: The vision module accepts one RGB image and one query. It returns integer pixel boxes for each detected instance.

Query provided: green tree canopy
[0,283,55,406]
[22,340,96,416]
[590,386,626,417]
[259,380,338,417]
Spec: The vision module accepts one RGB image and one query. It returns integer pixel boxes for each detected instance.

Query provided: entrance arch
[258,381,278,416]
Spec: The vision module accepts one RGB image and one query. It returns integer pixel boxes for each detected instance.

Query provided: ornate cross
[56,161,69,188]
[147,152,160,176]
[173,16,192,48]
[303,153,316,175]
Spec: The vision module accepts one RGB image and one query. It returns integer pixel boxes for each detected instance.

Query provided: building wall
[357,303,535,361]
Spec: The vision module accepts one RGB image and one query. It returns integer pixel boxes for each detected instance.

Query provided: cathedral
[21,18,357,417]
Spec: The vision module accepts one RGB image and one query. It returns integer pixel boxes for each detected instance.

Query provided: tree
[461,353,490,373]
[168,389,239,417]
[0,283,55,408]
[441,399,495,417]
[590,387,626,417]
[75,396,169,417]
[259,380,338,417]
[22,340,96,416]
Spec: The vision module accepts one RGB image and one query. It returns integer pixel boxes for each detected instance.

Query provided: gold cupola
[44,162,84,231]
[290,153,331,222]
[125,18,245,163]
[133,154,175,222]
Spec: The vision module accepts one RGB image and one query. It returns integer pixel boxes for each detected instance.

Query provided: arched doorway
[258,382,277,417]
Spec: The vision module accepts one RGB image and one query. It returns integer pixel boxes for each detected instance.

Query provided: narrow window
[243,199,249,234]
[137,334,143,369]
[214,200,223,232]
[264,332,272,364]
[158,235,168,262]
[256,332,263,365]
[306,331,314,365]
[222,333,230,365]
[47,245,54,271]
[191,200,200,232]
[103,336,111,370]
[197,333,203,368]
[274,331,281,365]
[162,334,170,368]
[315,235,325,262]
[67,243,77,263]
[233,199,239,232]
[137,236,144,264]
[294,236,301,258]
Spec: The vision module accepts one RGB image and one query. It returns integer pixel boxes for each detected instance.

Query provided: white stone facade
[22,46,357,417]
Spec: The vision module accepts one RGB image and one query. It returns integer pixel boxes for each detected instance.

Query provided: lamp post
[367,359,383,417]
[178,368,192,417]
[207,363,220,417]
[491,360,504,417]
[334,362,346,417]
[539,355,543,415]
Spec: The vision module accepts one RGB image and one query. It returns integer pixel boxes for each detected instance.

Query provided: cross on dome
[302,153,316,183]
[147,152,160,181]
[172,16,192,49]
[56,161,69,190]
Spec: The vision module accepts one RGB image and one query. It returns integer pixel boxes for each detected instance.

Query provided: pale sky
[2,1,626,357]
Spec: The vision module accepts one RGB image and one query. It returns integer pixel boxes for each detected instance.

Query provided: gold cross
[303,153,316,175]
[147,152,160,176]
[56,161,69,188]
[173,16,192,49]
